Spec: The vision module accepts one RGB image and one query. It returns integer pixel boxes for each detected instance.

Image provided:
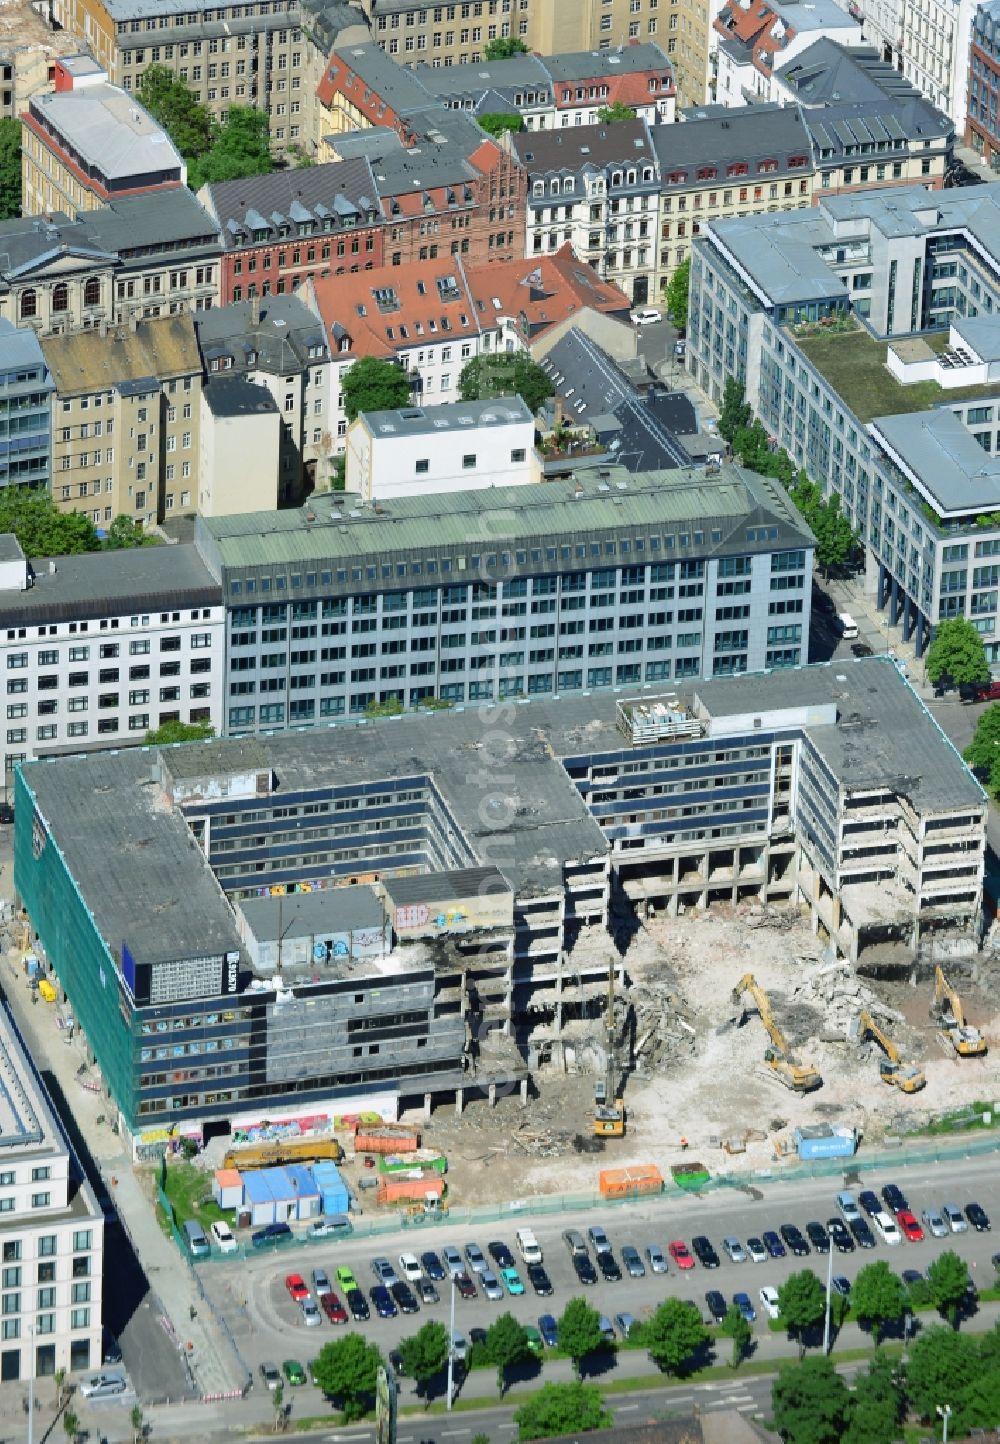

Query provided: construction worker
[680,1135,689,1151]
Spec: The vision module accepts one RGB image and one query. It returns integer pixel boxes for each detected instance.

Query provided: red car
[285,1273,309,1303]
[897,1210,924,1242]
[322,1291,348,1324]
[668,1240,695,1270]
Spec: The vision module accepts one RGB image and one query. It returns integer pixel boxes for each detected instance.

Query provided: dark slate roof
[203,375,279,418]
[650,101,813,185]
[195,296,328,376]
[538,328,694,473]
[200,155,382,251]
[0,544,220,625]
[300,0,368,51]
[413,53,553,106]
[84,189,221,259]
[512,119,656,178]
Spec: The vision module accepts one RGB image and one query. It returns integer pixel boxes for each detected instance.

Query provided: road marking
[441,1430,471,1436]
[617,1405,639,1412]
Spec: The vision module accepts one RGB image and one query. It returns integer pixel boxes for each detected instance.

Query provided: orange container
[375,1175,445,1205]
[599,1165,664,1198]
[354,1125,421,1154]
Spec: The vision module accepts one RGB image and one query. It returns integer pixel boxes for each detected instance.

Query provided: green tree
[596,101,638,123]
[189,105,273,189]
[556,1297,605,1377]
[843,1353,904,1444]
[62,1410,81,1444]
[964,702,1000,796]
[459,354,554,414]
[138,63,214,158]
[398,1320,449,1396]
[144,719,215,745]
[477,112,525,137]
[643,1297,707,1375]
[778,1271,826,1358]
[957,1357,1000,1435]
[104,515,157,549]
[904,1325,978,1421]
[927,1249,971,1329]
[720,1304,752,1369]
[272,1382,284,1434]
[928,616,991,691]
[483,35,528,58]
[718,376,752,443]
[665,256,690,332]
[487,1313,532,1397]
[771,1356,849,1444]
[130,1405,144,1444]
[0,490,99,558]
[514,1382,610,1442]
[850,1260,907,1346]
[342,356,412,421]
[310,1335,383,1421]
[0,118,20,220]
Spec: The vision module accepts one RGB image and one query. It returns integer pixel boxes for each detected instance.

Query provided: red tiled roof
[465,245,629,337]
[306,258,481,359]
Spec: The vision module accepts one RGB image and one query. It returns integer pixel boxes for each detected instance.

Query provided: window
[462,453,476,469]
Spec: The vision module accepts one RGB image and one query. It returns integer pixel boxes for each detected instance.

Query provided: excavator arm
[850,1010,926,1092]
[731,973,822,1093]
[931,967,987,1057]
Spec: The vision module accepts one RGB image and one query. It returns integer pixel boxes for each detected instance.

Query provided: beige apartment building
[42,315,203,531]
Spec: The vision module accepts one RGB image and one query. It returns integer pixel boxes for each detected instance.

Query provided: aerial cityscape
[0,0,999,1439]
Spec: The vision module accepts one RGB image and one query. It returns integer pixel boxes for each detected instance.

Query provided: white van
[837,612,860,640]
[872,1211,902,1245]
[516,1228,542,1264]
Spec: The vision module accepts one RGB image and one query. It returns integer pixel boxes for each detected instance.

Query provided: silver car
[922,1207,949,1238]
[646,1244,668,1274]
[723,1237,747,1263]
[465,1243,488,1275]
[481,1269,504,1301]
[621,1245,645,1278]
[942,1203,969,1234]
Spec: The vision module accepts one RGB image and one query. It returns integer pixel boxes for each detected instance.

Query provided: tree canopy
[772,1356,849,1444]
[104,515,158,550]
[718,377,753,443]
[643,1298,707,1375]
[342,356,412,421]
[556,1298,605,1377]
[144,720,216,746]
[0,490,99,558]
[777,1271,826,1358]
[596,101,638,123]
[310,1336,383,1420]
[514,1382,610,1442]
[459,354,554,415]
[483,35,528,58]
[397,1321,448,1395]
[720,1305,752,1369]
[0,119,21,221]
[477,112,526,138]
[843,1354,905,1444]
[964,702,1000,796]
[138,64,274,189]
[926,1248,971,1329]
[487,1314,532,1396]
[849,1261,907,1345]
[665,256,690,333]
[927,616,991,690]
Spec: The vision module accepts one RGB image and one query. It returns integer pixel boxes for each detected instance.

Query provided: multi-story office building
[14,656,985,1153]
[0,537,223,788]
[650,104,814,297]
[687,181,1000,659]
[20,56,186,218]
[190,461,814,733]
[42,314,203,529]
[966,0,1000,168]
[512,119,661,308]
[0,322,52,495]
[195,296,331,501]
[0,1000,104,1382]
[0,191,221,336]
[773,41,953,195]
[197,158,385,305]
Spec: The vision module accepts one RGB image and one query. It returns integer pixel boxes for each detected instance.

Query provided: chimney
[250,293,261,326]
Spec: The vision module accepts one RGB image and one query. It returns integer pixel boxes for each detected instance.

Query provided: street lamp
[446,1273,456,1412]
[822,1233,834,1354]
[937,1403,952,1443]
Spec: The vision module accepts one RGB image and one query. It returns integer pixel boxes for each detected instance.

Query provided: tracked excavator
[593,959,625,1137]
[849,1010,926,1092]
[931,966,987,1057]
[730,973,822,1093]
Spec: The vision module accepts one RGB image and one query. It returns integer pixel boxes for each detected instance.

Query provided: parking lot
[198,1157,1000,1407]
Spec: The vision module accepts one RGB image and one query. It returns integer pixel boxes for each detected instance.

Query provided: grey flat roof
[29,85,183,183]
[952,314,1000,363]
[382,867,510,907]
[706,205,856,305]
[359,396,531,436]
[542,42,673,80]
[870,408,1000,516]
[0,535,24,564]
[413,54,551,100]
[195,295,326,374]
[0,317,48,371]
[203,375,278,418]
[239,885,384,941]
[0,543,221,624]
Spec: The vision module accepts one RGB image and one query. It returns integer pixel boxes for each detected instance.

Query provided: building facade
[899,0,975,126]
[0,537,224,787]
[0,1001,104,1382]
[0,322,52,496]
[20,56,186,218]
[967,0,1000,168]
[42,314,203,529]
[712,0,863,106]
[687,182,1000,660]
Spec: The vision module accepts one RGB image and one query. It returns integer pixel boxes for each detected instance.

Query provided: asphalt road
[197,1147,1000,1417]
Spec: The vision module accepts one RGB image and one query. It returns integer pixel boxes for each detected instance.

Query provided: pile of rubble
[787,956,906,1045]
[630,980,698,1073]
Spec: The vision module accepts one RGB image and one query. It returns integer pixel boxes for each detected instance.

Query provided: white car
[398,1252,423,1283]
[210,1220,238,1254]
[872,1211,902,1245]
[746,1237,768,1264]
[630,307,662,326]
[759,1286,780,1320]
[942,1203,969,1234]
[79,1372,127,1399]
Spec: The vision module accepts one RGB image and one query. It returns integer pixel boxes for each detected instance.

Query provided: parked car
[398,1254,423,1283]
[858,1191,881,1218]
[321,1293,348,1325]
[647,1244,668,1273]
[370,1285,396,1319]
[589,1225,612,1257]
[614,1312,638,1338]
[455,1273,478,1300]
[282,1360,306,1386]
[967,1202,992,1232]
[705,1289,728,1323]
[826,1218,855,1254]
[733,1292,756,1322]
[897,1210,924,1242]
[301,1298,322,1328]
[573,1254,598,1286]
[391,1281,419,1315]
[418,1279,439,1306]
[779,1224,809,1257]
[850,1218,876,1249]
[722,1237,747,1264]
[79,1371,127,1399]
[746,1238,767,1264]
[621,1245,645,1277]
[442,1246,464,1278]
[527,1263,553,1296]
[252,1222,292,1249]
[872,1211,902,1245]
[210,1220,238,1254]
[308,1214,352,1239]
[922,1208,950,1239]
[525,1324,544,1354]
[836,1191,862,1223]
[501,1266,525,1296]
[259,1362,282,1393]
[759,1286,780,1319]
[336,1267,358,1294]
[370,1257,397,1286]
[598,1315,616,1345]
[597,1252,622,1282]
[942,1203,969,1234]
[481,1270,504,1302]
[668,1240,695,1270]
[630,307,662,326]
[762,1231,786,1259]
[692,1236,720,1269]
[421,1251,446,1281]
[539,1314,559,1347]
[312,1268,333,1298]
[489,1241,515,1270]
[882,1183,908,1214]
[805,1222,830,1254]
[346,1289,369,1321]
[832,1276,852,1298]
[285,1274,309,1303]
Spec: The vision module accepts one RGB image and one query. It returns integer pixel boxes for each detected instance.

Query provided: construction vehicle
[222,1136,343,1171]
[730,974,822,1093]
[594,959,626,1137]
[931,966,987,1057]
[849,1011,926,1092]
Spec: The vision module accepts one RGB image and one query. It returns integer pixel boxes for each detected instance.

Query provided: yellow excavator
[594,959,625,1137]
[931,966,987,1057]
[849,1010,926,1092]
[730,974,822,1093]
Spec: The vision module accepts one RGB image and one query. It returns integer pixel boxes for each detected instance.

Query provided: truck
[515,1228,542,1264]
[375,1175,445,1207]
[355,1124,421,1155]
[222,1136,343,1171]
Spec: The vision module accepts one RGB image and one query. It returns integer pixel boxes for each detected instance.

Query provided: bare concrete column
[489,1081,497,1107]
[455,1088,464,1117]
[423,1093,432,1122]
[520,1077,528,1107]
